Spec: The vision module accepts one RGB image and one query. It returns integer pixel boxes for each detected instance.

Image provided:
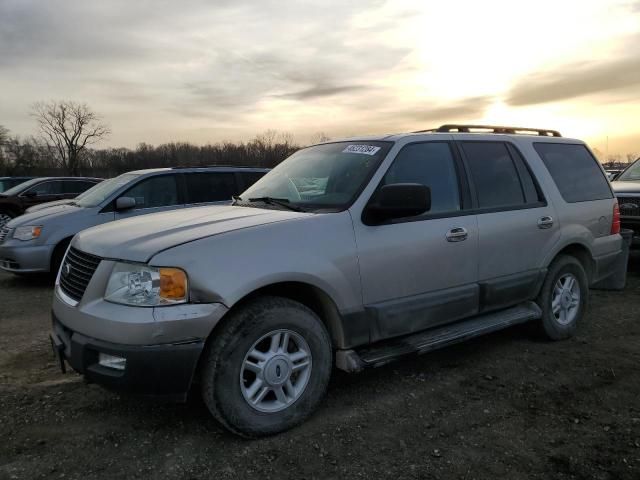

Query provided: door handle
[446,227,468,242]
[538,216,554,229]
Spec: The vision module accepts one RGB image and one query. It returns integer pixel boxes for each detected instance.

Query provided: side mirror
[367,183,431,223]
[24,191,38,198]
[115,196,136,211]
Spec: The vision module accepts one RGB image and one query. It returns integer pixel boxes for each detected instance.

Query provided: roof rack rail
[414,124,562,137]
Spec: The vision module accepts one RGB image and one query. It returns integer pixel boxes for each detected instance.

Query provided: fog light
[98,352,127,371]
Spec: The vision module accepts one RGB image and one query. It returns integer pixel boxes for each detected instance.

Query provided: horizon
[1,0,640,159]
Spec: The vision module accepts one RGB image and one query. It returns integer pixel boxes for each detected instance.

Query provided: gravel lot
[1,257,640,480]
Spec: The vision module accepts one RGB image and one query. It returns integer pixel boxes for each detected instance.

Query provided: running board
[336,302,541,372]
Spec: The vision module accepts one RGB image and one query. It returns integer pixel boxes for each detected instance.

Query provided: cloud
[394,96,493,124]
[275,84,370,101]
[507,55,640,106]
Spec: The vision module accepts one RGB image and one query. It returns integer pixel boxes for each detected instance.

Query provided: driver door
[352,141,479,342]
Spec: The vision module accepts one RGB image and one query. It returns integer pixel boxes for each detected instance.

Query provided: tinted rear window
[185,173,238,203]
[460,142,525,209]
[534,143,612,203]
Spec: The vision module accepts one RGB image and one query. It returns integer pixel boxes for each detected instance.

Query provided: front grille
[0,226,11,244]
[59,247,102,302]
[618,196,640,217]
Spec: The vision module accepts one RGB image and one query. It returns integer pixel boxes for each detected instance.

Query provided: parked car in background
[0,166,268,275]
[49,125,623,437]
[0,177,35,193]
[0,177,102,228]
[611,157,640,246]
[605,169,623,181]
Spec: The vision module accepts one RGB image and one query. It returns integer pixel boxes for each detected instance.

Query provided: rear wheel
[201,296,332,437]
[537,255,588,340]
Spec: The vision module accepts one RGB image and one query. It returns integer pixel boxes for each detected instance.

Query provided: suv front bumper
[620,217,640,246]
[51,285,229,400]
[51,312,204,400]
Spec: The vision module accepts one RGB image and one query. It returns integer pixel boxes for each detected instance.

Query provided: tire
[201,296,332,438]
[50,240,71,277]
[536,255,588,340]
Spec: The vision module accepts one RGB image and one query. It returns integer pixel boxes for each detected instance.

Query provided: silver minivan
[0,167,268,274]
[50,125,623,437]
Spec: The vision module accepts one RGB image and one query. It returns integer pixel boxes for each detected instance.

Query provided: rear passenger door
[114,174,184,220]
[458,141,558,311]
[354,141,480,342]
[183,172,239,207]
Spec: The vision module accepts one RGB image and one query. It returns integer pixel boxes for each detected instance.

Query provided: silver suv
[0,166,267,275]
[50,125,623,437]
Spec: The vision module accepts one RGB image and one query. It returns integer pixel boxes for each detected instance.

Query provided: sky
[1,0,639,158]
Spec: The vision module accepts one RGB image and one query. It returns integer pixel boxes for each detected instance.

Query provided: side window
[123,175,179,209]
[534,143,612,203]
[27,181,62,196]
[62,180,96,195]
[185,173,238,203]
[239,172,267,191]
[381,142,460,214]
[460,142,525,209]
[509,146,544,204]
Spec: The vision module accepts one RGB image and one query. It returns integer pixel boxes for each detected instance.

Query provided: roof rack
[414,124,562,137]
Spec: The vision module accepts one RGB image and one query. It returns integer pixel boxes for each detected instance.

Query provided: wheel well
[231,282,346,349]
[51,237,73,272]
[553,244,594,282]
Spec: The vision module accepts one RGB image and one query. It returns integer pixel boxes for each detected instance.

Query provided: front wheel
[537,255,588,340]
[201,296,332,437]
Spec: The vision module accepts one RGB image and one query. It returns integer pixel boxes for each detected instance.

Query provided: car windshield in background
[1,178,43,196]
[240,141,391,211]
[75,173,140,208]
[617,160,640,182]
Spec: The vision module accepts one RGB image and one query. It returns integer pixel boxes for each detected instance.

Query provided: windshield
[75,173,140,207]
[1,178,44,196]
[240,141,391,211]
[617,159,640,182]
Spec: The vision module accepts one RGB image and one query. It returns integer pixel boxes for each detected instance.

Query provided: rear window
[534,143,612,203]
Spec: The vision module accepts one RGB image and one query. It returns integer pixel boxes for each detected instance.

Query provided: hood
[611,181,640,195]
[26,199,75,213]
[7,203,87,228]
[74,205,310,263]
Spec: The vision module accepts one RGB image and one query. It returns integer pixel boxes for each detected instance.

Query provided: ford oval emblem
[620,203,638,211]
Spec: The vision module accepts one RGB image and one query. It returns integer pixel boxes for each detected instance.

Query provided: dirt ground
[1,257,639,480]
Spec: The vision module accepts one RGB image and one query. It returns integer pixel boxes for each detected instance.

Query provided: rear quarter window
[534,143,612,203]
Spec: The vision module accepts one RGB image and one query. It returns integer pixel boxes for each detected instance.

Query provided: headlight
[13,226,42,241]
[105,262,188,306]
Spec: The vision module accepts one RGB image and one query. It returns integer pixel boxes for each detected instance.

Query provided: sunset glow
[1,0,639,157]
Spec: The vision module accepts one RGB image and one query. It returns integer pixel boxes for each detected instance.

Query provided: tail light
[611,201,621,235]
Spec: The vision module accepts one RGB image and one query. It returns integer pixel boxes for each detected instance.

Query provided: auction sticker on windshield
[343,144,381,155]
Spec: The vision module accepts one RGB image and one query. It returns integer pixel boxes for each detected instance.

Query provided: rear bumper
[51,313,204,401]
[0,243,53,273]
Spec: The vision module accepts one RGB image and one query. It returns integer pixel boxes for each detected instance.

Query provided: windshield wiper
[247,196,308,212]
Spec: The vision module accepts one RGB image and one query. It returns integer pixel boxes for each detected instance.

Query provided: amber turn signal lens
[159,268,187,301]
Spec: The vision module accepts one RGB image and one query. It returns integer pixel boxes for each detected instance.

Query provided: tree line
[0,101,317,178]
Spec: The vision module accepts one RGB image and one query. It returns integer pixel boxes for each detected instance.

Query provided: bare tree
[308,132,331,145]
[626,153,638,163]
[31,101,110,175]
[0,125,9,145]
